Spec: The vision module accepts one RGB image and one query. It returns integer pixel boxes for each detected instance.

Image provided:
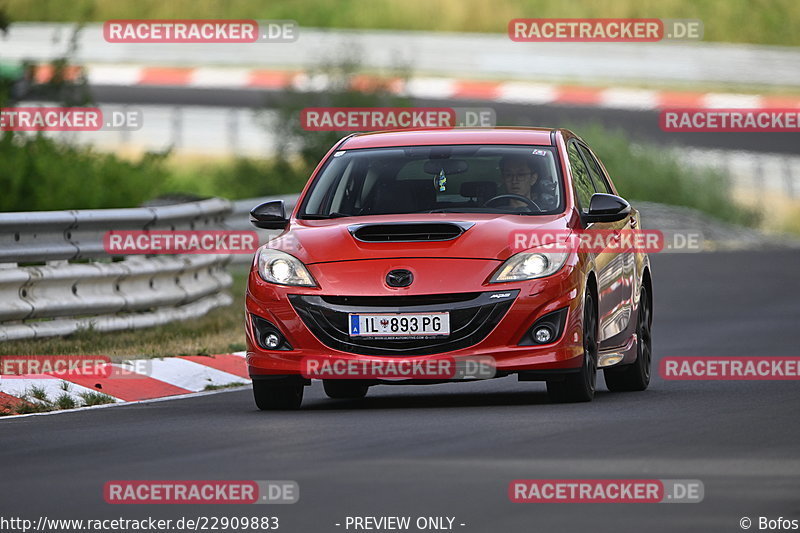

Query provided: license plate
[348,312,450,337]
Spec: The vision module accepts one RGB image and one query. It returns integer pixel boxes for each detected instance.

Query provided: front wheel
[253,378,304,410]
[605,286,652,392]
[547,289,598,403]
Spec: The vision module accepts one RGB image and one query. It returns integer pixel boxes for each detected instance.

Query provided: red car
[245,128,652,409]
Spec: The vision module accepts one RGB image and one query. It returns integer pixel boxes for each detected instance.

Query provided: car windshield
[299,144,564,218]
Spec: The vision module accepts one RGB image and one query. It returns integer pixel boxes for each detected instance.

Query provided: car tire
[604,286,652,392]
[547,289,598,403]
[323,380,369,400]
[253,378,304,410]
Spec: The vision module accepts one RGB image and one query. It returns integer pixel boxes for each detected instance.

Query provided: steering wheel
[483,194,542,212]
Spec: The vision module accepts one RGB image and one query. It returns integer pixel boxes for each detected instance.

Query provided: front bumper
[245,257,586,378]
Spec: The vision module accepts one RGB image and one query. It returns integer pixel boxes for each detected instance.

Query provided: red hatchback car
[245,128,652,409]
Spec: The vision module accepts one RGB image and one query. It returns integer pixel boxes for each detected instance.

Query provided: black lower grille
[289,290,518,356]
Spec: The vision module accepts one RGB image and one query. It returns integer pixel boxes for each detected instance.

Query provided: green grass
[0,132,315,212]
[0,132,173,212]
[3,0,798,46]
[78,391,116,406]
[13,400,51,415]
[55,392,78,410]
[27,385,50,403]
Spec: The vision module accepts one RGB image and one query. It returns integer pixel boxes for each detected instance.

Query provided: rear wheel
[253,378,304,410]
[605,286,652,392]
[323,380,369,399]
[547,289,598,403]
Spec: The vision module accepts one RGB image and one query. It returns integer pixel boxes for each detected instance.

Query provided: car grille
[289,290,518,356]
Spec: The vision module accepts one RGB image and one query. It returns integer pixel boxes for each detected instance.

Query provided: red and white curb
[59,64,800,111]
[0,352,250,416]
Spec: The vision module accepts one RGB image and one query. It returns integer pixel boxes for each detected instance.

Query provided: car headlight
[490,247,568,283]
[257,248,317,287]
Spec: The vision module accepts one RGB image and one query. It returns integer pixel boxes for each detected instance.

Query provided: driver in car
[499,154,556,210]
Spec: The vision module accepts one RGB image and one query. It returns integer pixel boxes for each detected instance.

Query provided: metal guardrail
[0,195,298,342]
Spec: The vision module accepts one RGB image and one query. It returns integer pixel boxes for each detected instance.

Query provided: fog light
[520,307,568,347]
[250,314,292,351]
[264,333,281,349]
[534,326,553,344]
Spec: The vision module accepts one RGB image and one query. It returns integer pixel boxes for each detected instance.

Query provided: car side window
[567,142,595,212]
[578,144,612,195]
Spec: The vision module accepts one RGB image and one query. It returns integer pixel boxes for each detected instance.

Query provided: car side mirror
[583,193,631,223]
[250,200,289,230]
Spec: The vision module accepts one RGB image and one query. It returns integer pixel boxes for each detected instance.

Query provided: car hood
[266,213,575,264]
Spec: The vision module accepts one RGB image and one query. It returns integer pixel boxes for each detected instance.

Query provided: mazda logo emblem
[386,269,413,287]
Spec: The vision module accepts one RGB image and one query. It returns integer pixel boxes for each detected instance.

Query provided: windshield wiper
[427,208,469,213]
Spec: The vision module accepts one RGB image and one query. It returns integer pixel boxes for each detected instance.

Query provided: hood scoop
[348,222,474,243]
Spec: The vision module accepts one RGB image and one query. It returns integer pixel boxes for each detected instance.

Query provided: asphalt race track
[1,250,799,532]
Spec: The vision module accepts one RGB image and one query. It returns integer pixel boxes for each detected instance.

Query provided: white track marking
[116,358,246,392]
